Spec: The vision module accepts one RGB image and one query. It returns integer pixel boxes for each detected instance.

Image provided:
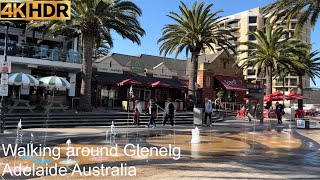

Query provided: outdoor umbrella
[8,72,39,100]
[39,76,71,100]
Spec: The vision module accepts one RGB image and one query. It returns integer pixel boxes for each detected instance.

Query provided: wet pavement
[0,117,320,179]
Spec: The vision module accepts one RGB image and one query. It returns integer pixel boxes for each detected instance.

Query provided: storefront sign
[296,119,306,129]
[0,61,11,74]
[1,73,8,85]
[131,61,144,73]
[98,67,123,74]
[101,89,108,97]
[0,84,8,96]
[153,73,172,79]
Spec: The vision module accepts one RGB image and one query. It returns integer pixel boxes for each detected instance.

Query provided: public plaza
[1,0,320,179]
[1,116,320,179]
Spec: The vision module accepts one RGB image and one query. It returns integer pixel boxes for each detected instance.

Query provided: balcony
[0,39,82,64]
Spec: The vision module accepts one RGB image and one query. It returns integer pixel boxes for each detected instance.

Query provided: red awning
[215,75,247,91]
[151,81,173,88]
[117,79,144,86]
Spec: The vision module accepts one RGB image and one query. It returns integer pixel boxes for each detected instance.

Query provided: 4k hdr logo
[0,0,71,20]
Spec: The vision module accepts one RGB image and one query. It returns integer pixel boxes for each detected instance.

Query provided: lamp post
[282,74,285,106]
[0,21,14,133]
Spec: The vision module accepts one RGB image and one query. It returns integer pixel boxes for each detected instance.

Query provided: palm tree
[264,0,320,31]
[237,22,308,98]
[158,1,235,106]
[295,50,320,109]
[28,0,145,111]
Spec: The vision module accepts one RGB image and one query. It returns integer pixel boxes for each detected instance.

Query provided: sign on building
[0,60,11,74]
[0,84,8,96]
[1,73,8,85]
[131,61,145,73]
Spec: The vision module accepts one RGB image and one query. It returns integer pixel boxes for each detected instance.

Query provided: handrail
[155,104,164,111]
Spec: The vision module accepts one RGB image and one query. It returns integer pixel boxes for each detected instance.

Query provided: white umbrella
[8,72,39,86]
[39,76,71,100]
[8,72,39,100]
[39,76,71,90]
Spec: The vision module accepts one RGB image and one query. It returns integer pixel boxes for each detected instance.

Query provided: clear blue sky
[110,0,320,87]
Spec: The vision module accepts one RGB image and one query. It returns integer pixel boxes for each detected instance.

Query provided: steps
[3,112,194,129]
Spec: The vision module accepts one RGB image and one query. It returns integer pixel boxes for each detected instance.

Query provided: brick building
[188,51,247,106]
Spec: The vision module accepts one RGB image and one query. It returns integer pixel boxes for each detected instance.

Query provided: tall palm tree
[158,1,235,105]
[237,22,308,98]
[264,0,320,31]
[28,0,145,111]
[295,50,320,109]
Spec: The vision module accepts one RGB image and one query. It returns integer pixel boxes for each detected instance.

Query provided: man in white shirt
[204,98,213,126]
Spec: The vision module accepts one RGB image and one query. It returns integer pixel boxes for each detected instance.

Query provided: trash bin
[193,108,203,126]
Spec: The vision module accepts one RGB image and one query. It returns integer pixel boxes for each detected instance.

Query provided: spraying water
[191,127,201,144]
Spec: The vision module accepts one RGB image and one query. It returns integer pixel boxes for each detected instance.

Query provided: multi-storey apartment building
[205,7,312,95]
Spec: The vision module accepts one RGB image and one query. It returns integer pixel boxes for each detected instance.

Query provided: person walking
[147,99,157,128]
[163,98,175,127]
[133,100,142,126]
[275,102,284,124]
[204,98,213,126]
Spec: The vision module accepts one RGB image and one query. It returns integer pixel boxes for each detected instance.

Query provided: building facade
[205,7,312,95]
[0,23,82,105]
[92,53,188,110]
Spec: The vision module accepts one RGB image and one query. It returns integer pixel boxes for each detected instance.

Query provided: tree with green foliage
[237,21,309,99]
[158,1,235,106]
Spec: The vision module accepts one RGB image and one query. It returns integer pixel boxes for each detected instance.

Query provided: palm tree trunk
[266,66,273,95]
[266,66,273,107]
[79,33,94,111]
[297,75,303,110]
[188,52,199,107]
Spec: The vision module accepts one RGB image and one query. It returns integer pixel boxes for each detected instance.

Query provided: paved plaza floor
[0,117,320,179]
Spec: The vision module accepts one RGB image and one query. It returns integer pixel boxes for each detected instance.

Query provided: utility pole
[0,22,13,133]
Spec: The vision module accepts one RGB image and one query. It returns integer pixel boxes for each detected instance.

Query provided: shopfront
[93,71,186,111]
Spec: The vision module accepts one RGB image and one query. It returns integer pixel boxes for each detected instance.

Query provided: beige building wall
[205,6,312,95]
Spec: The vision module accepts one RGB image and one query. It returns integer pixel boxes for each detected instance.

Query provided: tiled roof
[107,53,188,78]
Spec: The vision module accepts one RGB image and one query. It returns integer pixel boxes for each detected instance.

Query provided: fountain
[110,121,116,137]
[191,127,200,144]
[59,139,77,166]
[16,119,23,144]
[21,132,37,159]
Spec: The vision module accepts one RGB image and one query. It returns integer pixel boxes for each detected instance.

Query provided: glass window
[247,69,255,76]
[249,17,257,24]
[291,23,296,29]
[249,26,257,32]
[248,34,256,40]
[291,79,297,86]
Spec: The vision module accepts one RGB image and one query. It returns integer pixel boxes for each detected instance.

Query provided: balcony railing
[0,40,82,64]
